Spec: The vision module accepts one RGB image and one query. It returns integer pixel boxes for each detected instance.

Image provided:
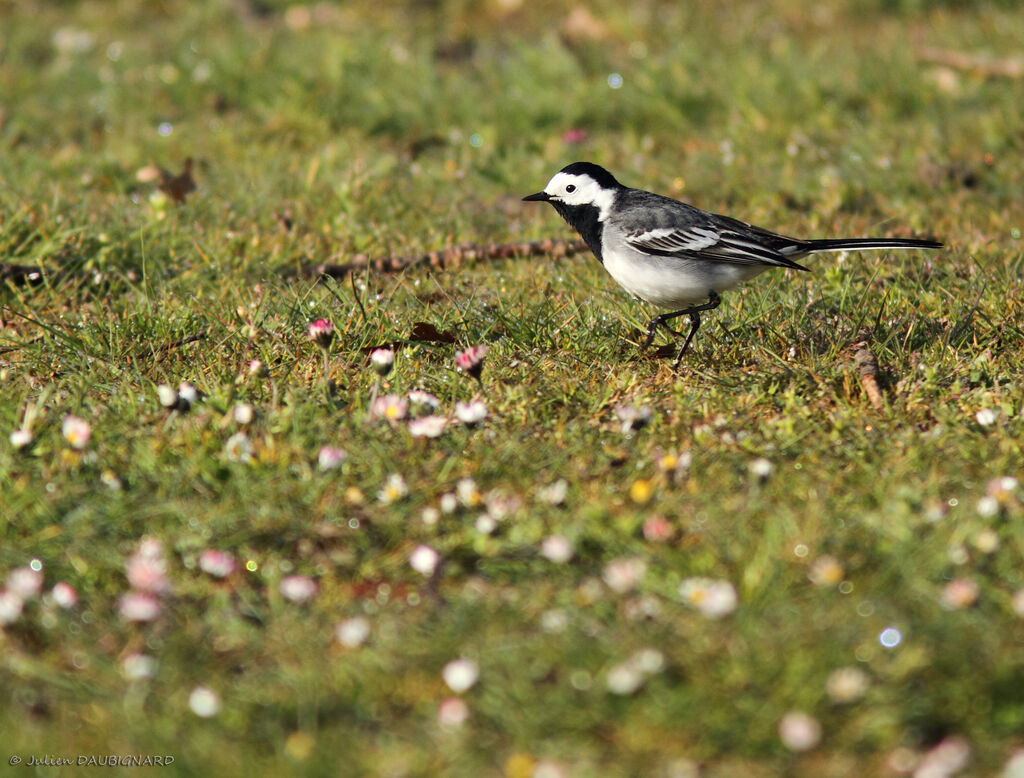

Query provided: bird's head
[523,162,621,221]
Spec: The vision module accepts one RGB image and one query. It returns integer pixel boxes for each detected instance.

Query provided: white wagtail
[524,162,942,364]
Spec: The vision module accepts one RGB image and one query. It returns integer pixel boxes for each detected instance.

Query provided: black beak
[522,191,551,202]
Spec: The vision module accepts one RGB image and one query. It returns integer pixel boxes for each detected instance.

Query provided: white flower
[808,555,844,587]
[537,479,569,506]
[198,550,235,578]
[679,578,738,619]
[1012,589,1024,617]
[279,575,317,603]
[62,415,91,449]
[188,686,221,718]
[826,667,870,703]
[602,557,647,593]
[369,347,395,376]
[976,496,1000,518]
[540,535,574,564]
[631,648,665,675]
[123,653,157,680]
[0,590,24,625]
[377,473,408,504]
[456,478,481,508]
[157,383,179,410]
[119,592,161,622]
[915,736,970,778]
[51,582,78,609]
[976,408,998,426]
[474,514,497,535]
[605,648,665,695]
[442,658,479,693]
[749,457,774,478]
[484,491,521,520]
[778,711,821,752]
[177,382,198,408]
[941,578,979,610]
[1004,750,1024,778]
[232,402,254,425]
[439,493,458,514]
[9,429,32,449]
[317,445,348,471]
[974,529,1000,554]
[409,415,448,438]
[335,616,371,647]
[7,567,42,599]
[990,476,1018,495]
[454,401,487,425]
[421,507,440,526]
[606,662,645,695]
[126,540,170,594]
[407,390,441,416]
[224,432,253,463]
[368,394,408,423]
[437,697,469,730]
[540,609,569,633]
[533,762,567,778]
[409,545,440,576]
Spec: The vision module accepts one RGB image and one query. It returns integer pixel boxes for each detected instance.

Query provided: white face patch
[543,172,617,221]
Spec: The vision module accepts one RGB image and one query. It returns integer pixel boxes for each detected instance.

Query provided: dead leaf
[158,157,197,203]
[409,321,456,343]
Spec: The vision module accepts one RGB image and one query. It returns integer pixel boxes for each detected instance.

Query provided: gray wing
[618,190,810,270]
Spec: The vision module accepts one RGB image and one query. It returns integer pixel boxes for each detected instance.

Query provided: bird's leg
[642,310,690,349]
[640,292,722,361]
[673,312,703,366]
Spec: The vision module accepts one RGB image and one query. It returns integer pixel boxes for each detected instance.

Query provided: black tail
[803,237,943,254]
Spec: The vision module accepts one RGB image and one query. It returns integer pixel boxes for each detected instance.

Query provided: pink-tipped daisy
[307,318,335,350]
[317,445,348,471]
[455,345,489,382]
[198,550,236,579]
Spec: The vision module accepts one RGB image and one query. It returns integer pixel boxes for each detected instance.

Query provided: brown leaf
[651,344,679,359]
[158,157,197,203]
[409,321,456,343]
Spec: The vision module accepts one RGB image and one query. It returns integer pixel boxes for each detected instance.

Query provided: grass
[2,0,1024,775]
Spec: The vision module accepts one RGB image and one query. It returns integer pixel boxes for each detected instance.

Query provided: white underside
[602,246,769,309]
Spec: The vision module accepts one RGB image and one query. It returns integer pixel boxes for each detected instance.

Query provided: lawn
[2,1,1023,776]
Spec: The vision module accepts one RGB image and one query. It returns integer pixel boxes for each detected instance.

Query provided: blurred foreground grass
[2,1,1024,776]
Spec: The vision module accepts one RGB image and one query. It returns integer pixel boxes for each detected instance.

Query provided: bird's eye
[565,184,576,193]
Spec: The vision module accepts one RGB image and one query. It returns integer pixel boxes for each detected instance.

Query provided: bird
[523,161,942,365]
